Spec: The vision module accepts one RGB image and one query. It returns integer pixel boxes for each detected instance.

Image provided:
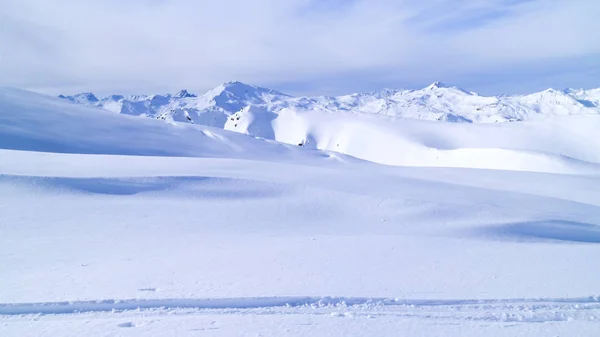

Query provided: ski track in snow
[2,296,600,323]
[3,297,600,337]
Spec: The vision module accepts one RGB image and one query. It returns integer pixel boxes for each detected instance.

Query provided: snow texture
[2,87,600,336]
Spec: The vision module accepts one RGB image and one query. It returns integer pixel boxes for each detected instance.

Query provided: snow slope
[2,87,600,336]
[565,87,600,108]
[0,87,346,164]
[225,105,600,173]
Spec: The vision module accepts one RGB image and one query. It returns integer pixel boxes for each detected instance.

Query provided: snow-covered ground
[1,88,600,336]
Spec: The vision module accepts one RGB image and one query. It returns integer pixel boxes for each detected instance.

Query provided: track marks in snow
[1,296,599,316]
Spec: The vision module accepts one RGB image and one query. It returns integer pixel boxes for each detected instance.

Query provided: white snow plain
[1,87,600,336]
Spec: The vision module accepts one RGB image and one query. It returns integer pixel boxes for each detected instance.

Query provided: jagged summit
[59,92,99,104]
[106,94,125,101]
[222,80,246,87]
[172,89,196,98]
[422,81,474,96]
[78,92,99,102]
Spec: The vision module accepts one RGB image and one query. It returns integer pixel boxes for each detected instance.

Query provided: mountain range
[58,81,600,150]
[59,81,600,123]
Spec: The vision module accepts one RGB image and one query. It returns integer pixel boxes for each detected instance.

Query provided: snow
[4,300,600,337]
[57,82,600,174]
[0,88,344,163]
[59,81,600,128]
[2,87,600,336]
[229,107,600,173]
[565,87,600,108]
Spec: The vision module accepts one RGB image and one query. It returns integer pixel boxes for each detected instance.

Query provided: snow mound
[221,103,600,174]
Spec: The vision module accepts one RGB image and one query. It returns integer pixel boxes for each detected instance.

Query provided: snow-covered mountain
[59,81,290,127]
[58,82,600,160]
[1,87,335,162]
[60,81,600,127]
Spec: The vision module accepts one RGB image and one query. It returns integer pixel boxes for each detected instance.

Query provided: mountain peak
[426,81,452,90]
[208,81,289,98]
[195,81,290,112]
[106,94,125,101]
[77,92,99,101]
[220,81,259,91]
[541,88,562,94]
[173,89,197,98]
[58,92,99,104]
[57,83,600,127]
[223,80,244,86]
[422,81,475,95]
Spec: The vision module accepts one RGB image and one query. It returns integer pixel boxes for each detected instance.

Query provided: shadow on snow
[478,220,600,244]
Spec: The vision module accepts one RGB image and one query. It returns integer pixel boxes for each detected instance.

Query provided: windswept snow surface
[2,88,600,336]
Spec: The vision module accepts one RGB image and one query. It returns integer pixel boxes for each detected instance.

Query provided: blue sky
[0,0,598,96]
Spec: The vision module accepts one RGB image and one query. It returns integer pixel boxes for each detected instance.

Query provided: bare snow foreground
[3,297,600,337]
[1,88,600,336]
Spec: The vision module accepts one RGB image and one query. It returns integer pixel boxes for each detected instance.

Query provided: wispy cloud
[0,0,598,95]
[403,0,534,32]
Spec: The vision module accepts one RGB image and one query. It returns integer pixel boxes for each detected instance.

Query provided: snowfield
[1,87,600,336]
